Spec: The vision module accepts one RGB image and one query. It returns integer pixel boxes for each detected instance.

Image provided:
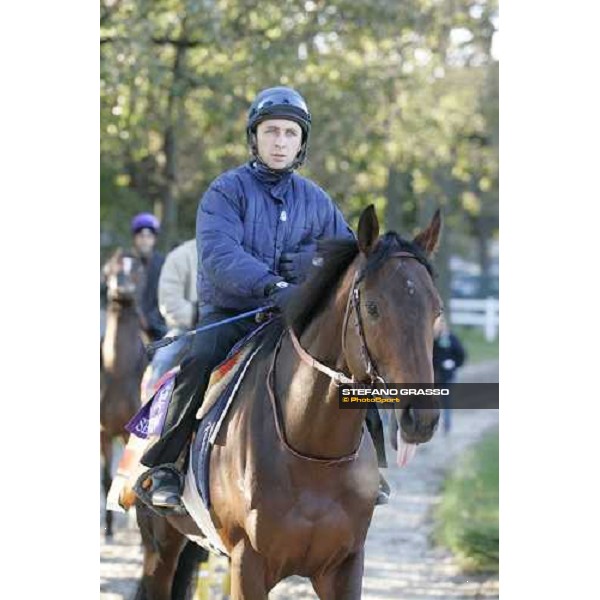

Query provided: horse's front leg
[136,504,188,600]
[100,430,113,538]
[230,538,268,600]
[311,547,365,600]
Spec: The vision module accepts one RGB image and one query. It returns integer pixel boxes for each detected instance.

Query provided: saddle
[107,319,272,517]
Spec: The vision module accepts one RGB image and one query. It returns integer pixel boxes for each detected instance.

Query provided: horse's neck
[277,265,366,460]
[103,303,143,376]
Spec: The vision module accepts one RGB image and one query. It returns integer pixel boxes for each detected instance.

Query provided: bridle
[267,250,431,463]
[289,251,429,387]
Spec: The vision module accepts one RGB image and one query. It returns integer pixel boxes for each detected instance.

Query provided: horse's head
[342,206,443,462]
[103,249,145,304]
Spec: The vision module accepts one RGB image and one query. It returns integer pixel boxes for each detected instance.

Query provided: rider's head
[130,212,159,258]
[246,86,311,172]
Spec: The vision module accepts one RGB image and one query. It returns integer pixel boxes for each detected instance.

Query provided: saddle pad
[181,448,229,556]
[125,367,179,439]
[225,316,275,360]
[196,318,274,421]
[125,321,273,438]
[192,343,262,508]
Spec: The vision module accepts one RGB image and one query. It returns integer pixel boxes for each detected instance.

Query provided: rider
[139,86,389,509]
[130,213,168,342]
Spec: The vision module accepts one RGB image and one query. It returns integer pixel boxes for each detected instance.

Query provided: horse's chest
[251,495,361,565]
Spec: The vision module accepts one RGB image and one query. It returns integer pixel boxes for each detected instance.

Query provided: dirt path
[101,362,499,599]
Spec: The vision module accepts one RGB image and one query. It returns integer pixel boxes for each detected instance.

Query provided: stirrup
[133,464,188,517]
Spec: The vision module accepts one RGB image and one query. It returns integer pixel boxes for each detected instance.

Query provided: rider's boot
[150,466,184,509]
[365,406,391,505]
[376,471,391,505]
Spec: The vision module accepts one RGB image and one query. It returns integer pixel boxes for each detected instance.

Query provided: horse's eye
[365,301,379,318]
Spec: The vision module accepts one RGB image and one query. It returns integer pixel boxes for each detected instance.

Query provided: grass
[453,325,499,364]
[434,428,499,573]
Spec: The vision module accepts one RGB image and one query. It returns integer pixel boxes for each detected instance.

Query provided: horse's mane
[258,231,434,366]
[283,238,358,334]
[284,232,434,335]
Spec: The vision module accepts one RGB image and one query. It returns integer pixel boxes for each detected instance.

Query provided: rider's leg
[140,310,258,508]
[365,405,390,505]
[365,406,387,467]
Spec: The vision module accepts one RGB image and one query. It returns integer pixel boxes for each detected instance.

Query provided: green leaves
[101,0,498,249]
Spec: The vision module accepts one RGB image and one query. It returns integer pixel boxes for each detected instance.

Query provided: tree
[100,0,499,292]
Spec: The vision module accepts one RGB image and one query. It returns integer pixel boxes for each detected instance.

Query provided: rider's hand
[265,281,298,311]
[279,248,314,284]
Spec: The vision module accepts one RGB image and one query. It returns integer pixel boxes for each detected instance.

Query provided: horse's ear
[412,209,442,257]
[357,204,380,255]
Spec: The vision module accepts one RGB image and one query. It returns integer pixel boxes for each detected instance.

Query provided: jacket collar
[247,160,293,200]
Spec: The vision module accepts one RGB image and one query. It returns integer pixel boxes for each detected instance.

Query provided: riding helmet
[131,212,160,235]
[246,86,312,168]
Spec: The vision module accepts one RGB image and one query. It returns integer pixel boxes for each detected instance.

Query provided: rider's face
[255,119,303,170]
[133,229,156,257]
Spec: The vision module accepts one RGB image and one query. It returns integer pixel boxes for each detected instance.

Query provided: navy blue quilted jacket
[196,161,355,312]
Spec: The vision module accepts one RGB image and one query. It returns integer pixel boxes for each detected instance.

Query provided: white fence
[102,301,499,341]
[449,297,499,341]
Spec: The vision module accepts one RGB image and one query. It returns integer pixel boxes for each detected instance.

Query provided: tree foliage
[100,0,498,300]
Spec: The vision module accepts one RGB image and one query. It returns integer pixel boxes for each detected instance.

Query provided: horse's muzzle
[399,407,440,444]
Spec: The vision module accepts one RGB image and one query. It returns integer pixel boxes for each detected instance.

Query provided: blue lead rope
[146,306,275,355]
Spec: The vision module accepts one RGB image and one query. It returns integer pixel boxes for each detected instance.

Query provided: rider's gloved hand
[279,247,315,284]
[264,281,298,311]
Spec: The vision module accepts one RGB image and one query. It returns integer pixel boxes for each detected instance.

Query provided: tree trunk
[472,214,492,297]
[424,169,453,318]
[385,167,404,233]
[161,42,187,251]
[385,167,416,235]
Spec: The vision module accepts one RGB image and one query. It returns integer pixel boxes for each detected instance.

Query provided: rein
[288,327,354,385]
[145,306,270,356]
[267,330,363,465]
[267,250,425,463]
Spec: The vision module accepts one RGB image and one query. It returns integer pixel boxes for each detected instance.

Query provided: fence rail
[449,297,499,341]
[102,300,499,342]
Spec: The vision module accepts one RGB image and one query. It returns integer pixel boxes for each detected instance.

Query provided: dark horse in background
[101,249,148,538]
[135,206,443,599]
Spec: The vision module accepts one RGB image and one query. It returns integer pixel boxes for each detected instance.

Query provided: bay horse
[135,205,443,599]
[101,249,148,538]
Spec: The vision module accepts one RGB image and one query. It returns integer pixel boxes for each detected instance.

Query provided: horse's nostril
[401,407,417,434]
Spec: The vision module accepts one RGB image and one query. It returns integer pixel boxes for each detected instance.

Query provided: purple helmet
[131,212,160,235]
